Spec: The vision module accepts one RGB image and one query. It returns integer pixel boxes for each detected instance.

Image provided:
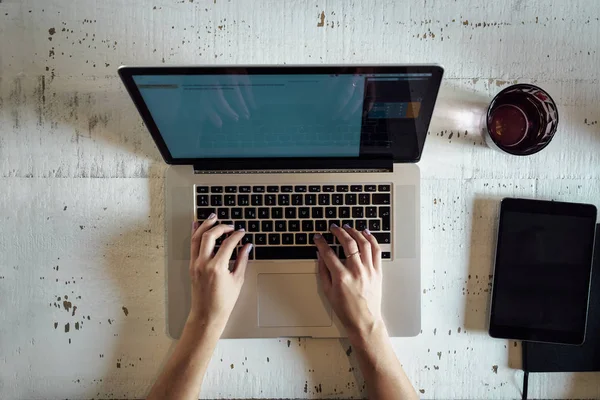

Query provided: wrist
[347,318,388,346]
[184,312,227,340]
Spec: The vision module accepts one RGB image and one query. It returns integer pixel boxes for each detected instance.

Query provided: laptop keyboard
[195,184,392,261]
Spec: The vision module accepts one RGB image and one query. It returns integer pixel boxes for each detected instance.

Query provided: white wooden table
[1,0,600,398]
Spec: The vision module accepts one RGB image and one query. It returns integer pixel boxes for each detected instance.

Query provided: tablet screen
[490,198,597,344]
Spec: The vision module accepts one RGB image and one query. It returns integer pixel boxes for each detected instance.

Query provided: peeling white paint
[1,0,600,399]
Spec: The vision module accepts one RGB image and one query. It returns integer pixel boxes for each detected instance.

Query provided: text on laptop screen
[132,73,434,159]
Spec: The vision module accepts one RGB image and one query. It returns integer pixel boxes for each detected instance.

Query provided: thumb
[232,243,252,279]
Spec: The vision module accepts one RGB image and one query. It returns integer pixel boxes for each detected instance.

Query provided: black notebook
[523,225,600,372]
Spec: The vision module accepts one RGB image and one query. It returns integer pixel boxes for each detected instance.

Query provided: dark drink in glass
[484,84,558,155]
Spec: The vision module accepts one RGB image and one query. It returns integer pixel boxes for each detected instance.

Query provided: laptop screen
[127,68,442,163]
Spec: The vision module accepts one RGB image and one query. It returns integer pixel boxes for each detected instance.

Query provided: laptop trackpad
[257,273,332,328]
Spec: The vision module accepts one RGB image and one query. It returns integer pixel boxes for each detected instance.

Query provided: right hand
[313,224,384,340]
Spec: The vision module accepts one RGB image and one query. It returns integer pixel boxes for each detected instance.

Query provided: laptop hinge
[192,168,391,174]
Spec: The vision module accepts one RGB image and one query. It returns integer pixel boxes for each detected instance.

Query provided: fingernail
[246,244,253,254]
[343,224,351,229]
[330,223,338,229]
[228,224,235,228]
[364,229,371,236]
[314,233,322,240]
[208,213,216,219]
[192,221,199,230]
[237,228,245,232]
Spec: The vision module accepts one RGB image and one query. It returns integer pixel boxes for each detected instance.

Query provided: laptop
[118,65,444,338]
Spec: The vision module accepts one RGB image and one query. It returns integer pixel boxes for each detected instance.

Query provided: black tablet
[489,198,597,344]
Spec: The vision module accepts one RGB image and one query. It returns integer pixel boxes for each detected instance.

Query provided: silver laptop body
[118,65,444,338]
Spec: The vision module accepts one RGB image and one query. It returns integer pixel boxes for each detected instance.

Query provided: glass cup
[483,84,559,155]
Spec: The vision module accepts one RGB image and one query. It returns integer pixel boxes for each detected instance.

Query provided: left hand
[188,215,252,331]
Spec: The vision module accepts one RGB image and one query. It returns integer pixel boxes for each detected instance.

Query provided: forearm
[147,318,222,400]
[350,322,418,400]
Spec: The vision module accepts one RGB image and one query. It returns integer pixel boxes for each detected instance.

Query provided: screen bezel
[489,198,597,345]
[118,65,444,169]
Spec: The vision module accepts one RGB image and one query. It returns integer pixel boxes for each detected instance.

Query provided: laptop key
[217,208,229,219]
[253,186,265,193]
[309,185,321,192]
[265,194,277,206]
[356,219,368,231]
[281,186,293,193]
[225,186,237,193]
[244,207,256,219]
[225,195,236,206]
[325,207,337,218]
[299,207,310,219]
[351,185,362,192]
[323,232,334,244]
[345,194,357,205]
[272,207,283,219]
[318,194,330,205]
[289,220,300,232]
[255,234,267,245]
[258,208,270,219]
[352,207,364,218]
[285,207,296,218]
[359,194,370,205]
[211,186,223,193]
[251,194,263,206]
[369,219,380,231]
[197,207,216,220]
[210,195,223,206]
[336,185,349,192]
[261,221,273,232]
[323,185,335,192]
[295,185,307,193]
[237,194,250,206]
[372,194,391,205]
[342,220,354,228]
[339,207,350,218]
[234,221,246,231]
[315,219,328,231]
[268,233,281,245]
[329,219,341,229]
[231,208,243,219]
[366,206,377,218]
[382,252,391,259]
[302,220,314,232]
[332,194,343,205]
[372,232,391,244]
[295,233,308,245]
[275,220,287,232]
[305,194,316,205]
[254,246,317,260]
[267,186,279,193]
[282,233,294,245]
[278,194,290,206]
[248,220,260,232]
[197,195,209,207]
[239,186,251,193]
[365,185,377,192]
[311,207,323,219]
[197,186,209,193]
[380,207,391,230]
[378,184,391,192]
[242,234,253,244]
[292,194,303,205]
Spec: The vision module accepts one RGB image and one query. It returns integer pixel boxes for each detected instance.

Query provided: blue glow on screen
[133,74,367,158]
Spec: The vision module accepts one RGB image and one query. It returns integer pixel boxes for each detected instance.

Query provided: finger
[317,251,332,293]
[227,76,250,119]
[198,224,235,262]
[330,224,360,265]
[204,103,223,128]
[232,243,252,279]
[362,229,382,270]
[215,229,246,264]
[214,87,239,121]
[236,73,257,110]
[191,213,217,260]
[313,233,345,278]
[343,224,373,268]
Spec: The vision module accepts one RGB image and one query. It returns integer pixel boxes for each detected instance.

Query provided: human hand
[188,214,252,331]
[313,224,384,341]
